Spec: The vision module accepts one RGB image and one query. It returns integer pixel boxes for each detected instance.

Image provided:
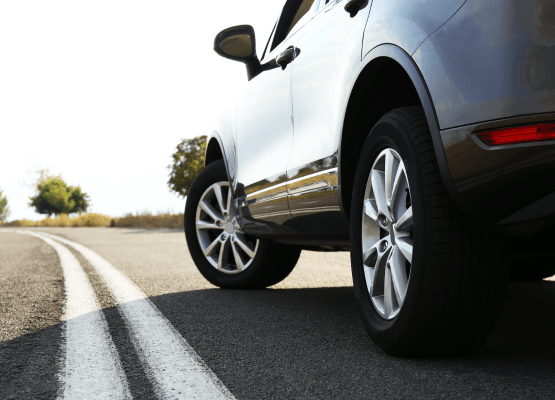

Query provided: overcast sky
[0,1,284,221]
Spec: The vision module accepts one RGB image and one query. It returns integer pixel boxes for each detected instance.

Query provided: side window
[271,0,316,51]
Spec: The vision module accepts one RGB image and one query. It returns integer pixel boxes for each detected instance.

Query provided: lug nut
[221,234,227,241]
[216,221,223,227]
[380,241,388,252]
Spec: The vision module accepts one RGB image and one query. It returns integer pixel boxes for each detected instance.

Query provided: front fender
[205,130,237,192]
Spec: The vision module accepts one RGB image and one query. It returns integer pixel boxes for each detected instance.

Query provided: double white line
[20,231,233,400]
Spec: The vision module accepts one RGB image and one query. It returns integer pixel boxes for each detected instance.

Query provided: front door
[236,0,318,228]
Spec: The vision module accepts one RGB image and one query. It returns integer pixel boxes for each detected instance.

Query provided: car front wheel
[185,160,301,289]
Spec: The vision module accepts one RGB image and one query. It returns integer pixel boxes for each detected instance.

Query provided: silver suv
[185,0,555,356]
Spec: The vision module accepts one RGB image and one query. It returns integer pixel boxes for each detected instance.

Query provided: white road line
[39,232,235,400]
[19,231,130,400]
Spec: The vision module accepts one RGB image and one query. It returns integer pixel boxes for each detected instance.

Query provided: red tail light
[477,122,555,146]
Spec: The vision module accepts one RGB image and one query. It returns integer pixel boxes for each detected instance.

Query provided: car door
[285,0,372,235]
[236,0,319,227]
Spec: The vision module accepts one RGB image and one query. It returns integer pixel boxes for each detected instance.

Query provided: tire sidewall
[350,116,427,351]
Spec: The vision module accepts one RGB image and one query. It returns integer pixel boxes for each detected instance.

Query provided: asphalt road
[1,227,555,399]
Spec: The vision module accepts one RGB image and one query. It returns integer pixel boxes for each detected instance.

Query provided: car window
[271,0,317,51]
[286,0,316,35]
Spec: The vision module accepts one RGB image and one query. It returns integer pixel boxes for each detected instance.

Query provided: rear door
[236,0,318,227]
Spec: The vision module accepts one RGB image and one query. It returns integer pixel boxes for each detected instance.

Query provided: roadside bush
[68,213,111,227]
[0,188,10,223]
[29,171,90,217]
[2,219,37,227]
[168,135,207,198]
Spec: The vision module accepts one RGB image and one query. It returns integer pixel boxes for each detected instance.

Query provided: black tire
[185,160,301,289]
[350,107,509,356]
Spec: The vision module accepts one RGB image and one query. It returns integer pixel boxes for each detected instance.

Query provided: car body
[205,0,555,245]
[185,0,555,355]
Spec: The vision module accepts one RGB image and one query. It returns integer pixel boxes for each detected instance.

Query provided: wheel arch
[205,136,224,166]
[339,44,457,216]
[205,131,237,190]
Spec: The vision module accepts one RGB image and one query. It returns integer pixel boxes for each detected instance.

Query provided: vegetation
[0,188,10,222]
[2,211,183,229]
[168,135,207,198]
[29,171,90,217]
[2,213,110,227]
[110,211,183,229]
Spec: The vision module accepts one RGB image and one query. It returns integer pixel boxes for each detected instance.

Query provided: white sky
[0,1,284,220]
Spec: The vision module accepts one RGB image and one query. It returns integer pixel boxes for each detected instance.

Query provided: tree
[29,172,90,217]
[168,135,207,198]
[0,188,10,222]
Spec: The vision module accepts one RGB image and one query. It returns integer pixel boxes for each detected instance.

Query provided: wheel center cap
[225,222,234,234]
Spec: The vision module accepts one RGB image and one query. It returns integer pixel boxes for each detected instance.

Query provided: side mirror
[214,25,261,80]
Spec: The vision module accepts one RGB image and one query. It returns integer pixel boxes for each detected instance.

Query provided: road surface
[1,227,555,399]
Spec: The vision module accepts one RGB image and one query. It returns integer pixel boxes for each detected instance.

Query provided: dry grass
[111,212,183,229]
[1,213,111,227]
[1,212,184,229]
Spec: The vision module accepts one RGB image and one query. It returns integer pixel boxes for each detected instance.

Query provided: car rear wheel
[185,160,301,289]
[350,107,509,356]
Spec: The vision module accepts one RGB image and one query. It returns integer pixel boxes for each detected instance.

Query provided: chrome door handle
[344,0,365,17]
[276,46,299,69]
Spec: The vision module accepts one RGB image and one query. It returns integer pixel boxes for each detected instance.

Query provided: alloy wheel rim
[362,148,414,320]
[195,182,259,274]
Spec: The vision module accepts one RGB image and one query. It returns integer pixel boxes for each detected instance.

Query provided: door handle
[344,0,365,17]
[276,46,299,69]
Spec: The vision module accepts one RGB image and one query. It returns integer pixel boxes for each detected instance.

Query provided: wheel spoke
[363,199,378,223]
[226,186,232,216]
[367,237,391,297]
[203,234,222,257]
[396,236,413,263]
[196,220,222,230]
[390,166,404,210]
[199,200,223,223]
[363,242,377,266]
[363,236,389,267]
[234,233,256,259]
[371,169,392,221]
[395,206,413,232]
[231,242,245,272]
[384,266,396,317]
[213,184,226,215]
[217,239,231,271]
[384,150,399,207]
[390,247,408,304]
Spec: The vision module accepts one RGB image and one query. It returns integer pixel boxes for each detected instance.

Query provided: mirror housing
[214,25,261,80]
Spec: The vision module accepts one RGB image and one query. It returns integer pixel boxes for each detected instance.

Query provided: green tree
[29,172,90,217]
[168,135,207,198]
[0,188,10,222]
